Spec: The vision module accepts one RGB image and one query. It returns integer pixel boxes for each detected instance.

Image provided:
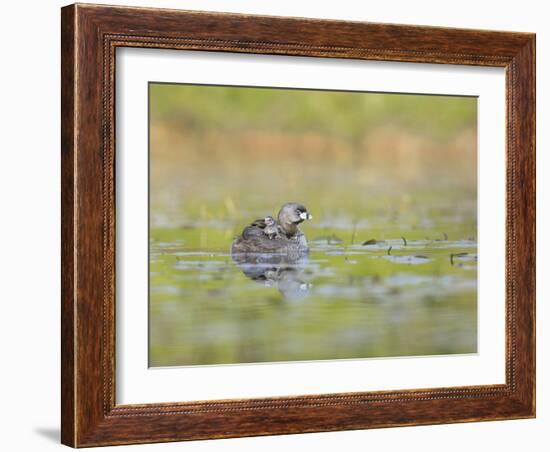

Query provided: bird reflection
[231,251,311,300]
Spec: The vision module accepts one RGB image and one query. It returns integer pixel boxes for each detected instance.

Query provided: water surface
[149,217,477,366]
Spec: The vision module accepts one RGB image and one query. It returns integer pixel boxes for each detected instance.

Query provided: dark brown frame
[61,3,535,447]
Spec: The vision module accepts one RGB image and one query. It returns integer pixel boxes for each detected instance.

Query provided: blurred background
[149,83,478,367]
[149,83,476,231]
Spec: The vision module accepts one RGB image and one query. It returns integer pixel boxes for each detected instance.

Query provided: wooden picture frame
[61,3,535,447]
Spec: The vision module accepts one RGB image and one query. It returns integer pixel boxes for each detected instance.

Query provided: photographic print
[61,6,536,444]
[148,83,478,367]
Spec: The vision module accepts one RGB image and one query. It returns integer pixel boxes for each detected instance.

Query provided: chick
[263,216,281,239]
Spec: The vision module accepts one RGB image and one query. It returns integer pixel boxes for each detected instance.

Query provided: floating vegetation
[450,252,477,265]
[362,239,378,246]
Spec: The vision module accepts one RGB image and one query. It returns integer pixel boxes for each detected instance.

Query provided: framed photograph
[61,3,535,447]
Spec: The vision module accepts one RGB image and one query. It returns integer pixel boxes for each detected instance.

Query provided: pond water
[149,219,477,367]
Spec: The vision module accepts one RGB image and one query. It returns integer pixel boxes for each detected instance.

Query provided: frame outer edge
[513,35,536,416]
[61,3,536,447]
[61,3,77,448]
[530,35,536,417]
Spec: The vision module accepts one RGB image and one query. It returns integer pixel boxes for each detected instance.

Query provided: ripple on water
[381,254,432,265]
[173,251,230,257]
[173,260,227,270]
